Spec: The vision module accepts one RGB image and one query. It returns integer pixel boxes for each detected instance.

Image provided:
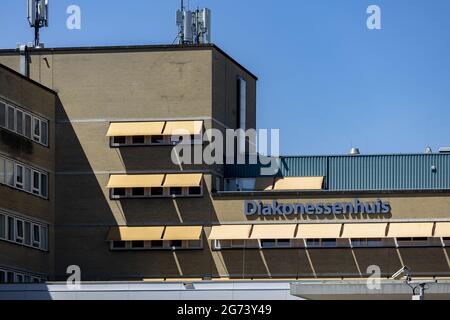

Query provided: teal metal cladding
[224,154,450,191]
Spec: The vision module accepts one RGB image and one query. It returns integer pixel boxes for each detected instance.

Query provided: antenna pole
[34,0,40,47]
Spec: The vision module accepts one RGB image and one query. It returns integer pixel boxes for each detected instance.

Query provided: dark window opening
[112,241,126,249]
[170,240,182,248]
[151,187,164,196]
[188,186,202,195]
[169,187,183,196]
[113,188,126,197]
[151,240,163,248]
[131,241,145,248]
[113,136,126,144]
[132,188,145,196]
[132,136,145,144]
[151,135,165,144]
[260,239,276,248]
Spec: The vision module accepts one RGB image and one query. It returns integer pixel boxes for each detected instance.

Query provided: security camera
[391,266,411,280]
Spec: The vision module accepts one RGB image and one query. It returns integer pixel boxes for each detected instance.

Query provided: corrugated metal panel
[224,154,450,191]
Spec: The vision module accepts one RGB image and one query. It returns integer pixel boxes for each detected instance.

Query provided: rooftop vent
[349,148,360,156]
[425,147,433,154]
[439,147,450,154]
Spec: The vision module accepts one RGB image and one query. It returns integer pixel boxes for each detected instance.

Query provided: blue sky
[1,0,450,155]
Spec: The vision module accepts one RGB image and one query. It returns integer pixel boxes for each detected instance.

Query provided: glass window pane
[24,222,31,245]
[16,110,23,134]
[7,106,15,131]
[33,224,40,247]
[16,220,24,243]
[41,226,48,250]
[0,158,5,184]
[32,171,40,194]
[7,217,14,241]
[5,160,14,186]
[33,118,40,141]
[0,215,5,239]
[7,272,14,283]
[40,121,48,145]
[16,165,23,188]
[25,114,32,138]
[40,174,48,198]
[0,271,5,284]
[0,102,5,127]
[24,168,31,192]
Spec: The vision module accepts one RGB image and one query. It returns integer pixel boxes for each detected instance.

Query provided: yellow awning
[341,223,388,238]
[163,173,203,187]
[209,225,252,240]
[163,226,203,240]
[106,174,164,188]
[163,121,203,136]
[107,227,164,241]
[250,224,297,239]
[434,222,450,237]
[272,177,324,190]
[388,223,434,238]
[296,224,342,239]
[106,122,165,137]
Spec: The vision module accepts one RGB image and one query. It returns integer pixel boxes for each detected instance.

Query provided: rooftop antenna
[176,0,211,45]
[27,0,49,48]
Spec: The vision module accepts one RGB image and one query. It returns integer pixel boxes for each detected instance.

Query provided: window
[277,239,291,247]
[32,171,40,195]
[169,187,182,196]
[15,164,24,189]
[40,173,48,198]
[40,121,48,145]
[32,224,40,248]
[131,241,145,249]
[7,217,14,241]
[150,187,164,196]
[170,240,183,249]
[322,239,337,248]
[151,135,165,144]
[112,188,126,198]
[132,136,145,144]
[260,239,276,248]
[151,240,163,248]
[0,157,4,184]
[16,219,24,244]
[188,187,202,196]
[0,214,5,239]
[24,114,32,138]
[0,102,5,127]
[112,241,126,249]
[187,240,202,249]
[0,270,5,284]
[15,274,24,283]
[7,272,14,283]
[24,168,31,192]
[5,160,14,186]
[16,110,23,135]
[306,239,321,248]
[132,188,145,197]
[113,136,126,145]
[33,117,41,142]
[41,226,48,250]
[7,106,15,131]
[24,222,31,245]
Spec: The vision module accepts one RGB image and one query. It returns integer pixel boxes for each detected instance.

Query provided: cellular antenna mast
[176,0,211,45]
[27,0,49,48]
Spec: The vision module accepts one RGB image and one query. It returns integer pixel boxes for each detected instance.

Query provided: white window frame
[15,218,24,244]
[32,223,41,248]
[15,164,24,189]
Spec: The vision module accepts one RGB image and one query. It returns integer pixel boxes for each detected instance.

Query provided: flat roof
[0,44,258,80]
[0,63,57,94]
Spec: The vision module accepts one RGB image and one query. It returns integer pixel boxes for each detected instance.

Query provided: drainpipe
[19,45,29,77]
